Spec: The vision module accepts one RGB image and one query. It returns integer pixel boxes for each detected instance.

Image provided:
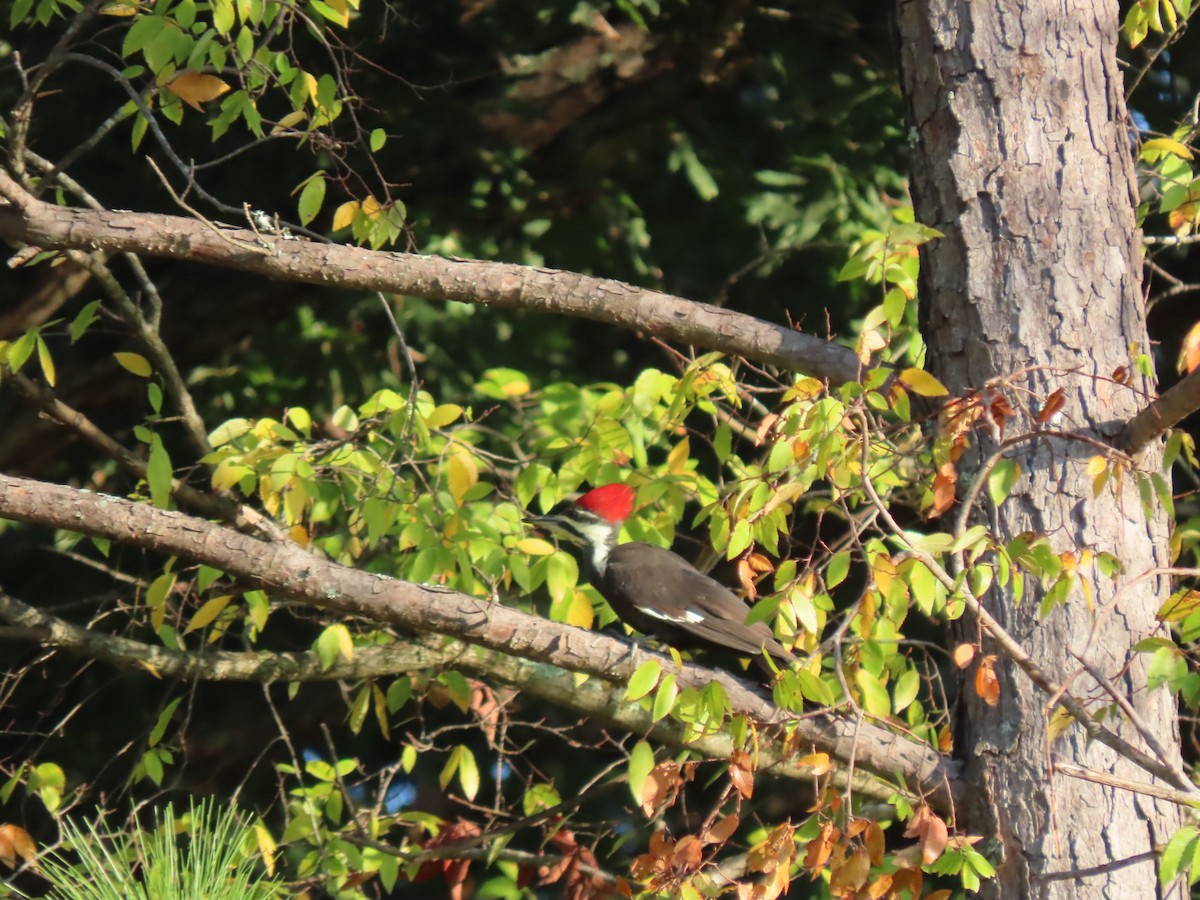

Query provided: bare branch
[0,176,862,384]
[1121,365,1200,454]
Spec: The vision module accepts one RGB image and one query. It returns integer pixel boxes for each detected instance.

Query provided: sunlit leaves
[315,623,354,670]
[627,741,655,807]
[439,746,479,801]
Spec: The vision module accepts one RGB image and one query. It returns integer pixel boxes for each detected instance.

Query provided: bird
[526,483,795,672]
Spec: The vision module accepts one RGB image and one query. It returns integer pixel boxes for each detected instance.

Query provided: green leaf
[987,458,1020,507]
[892,668,920,713]
[457,746,480,801]
[147,435,173,509]
[387,677,413,712]
[8,330,37,372]
[855,669,891,716]
[625,660,662,702]
[370,128,386,151]
[70,299,103,342]
[297,173,326,225]
[797,669,835,706]
[1162,827,1198,886]
[315,623,353,670]
[651,674,678,722]
[349,683,370,735]
[826,550,851,589]
[148,697,183,747]
[627,740,654,805]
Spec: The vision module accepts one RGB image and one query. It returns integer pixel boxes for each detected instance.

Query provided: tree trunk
[897,1,1183,898]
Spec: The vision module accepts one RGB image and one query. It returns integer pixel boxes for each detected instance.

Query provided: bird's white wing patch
[637,605,706,624]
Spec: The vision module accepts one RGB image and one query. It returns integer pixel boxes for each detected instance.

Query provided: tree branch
[1120,365,1200,454]
[0,175,862,385]
[0,472,959,809]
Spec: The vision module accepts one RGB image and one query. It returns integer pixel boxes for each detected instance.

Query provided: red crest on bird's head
[576,483,635,523]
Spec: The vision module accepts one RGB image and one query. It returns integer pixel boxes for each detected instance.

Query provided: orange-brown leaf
[931,461,957,516]
[803,821,837,871]
[703,813,740,845]
[0,824,37,870]
[952,643,976,668]
[864,821,886,866]
[975,655,1001,707]
[797,752,831,775]
[829,848,871,894]
[730,749,755,799]
[1035,388,1066,425]
[755,413,780,446]
[640,762,682,817]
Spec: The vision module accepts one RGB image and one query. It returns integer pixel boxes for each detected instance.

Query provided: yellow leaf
[361,195,382,219]
[253,823,277,877]
[99,1,139,14]
[166,72,231,111]
[516,537,555,555]
[564,591,594,629]
[1143,137,1194,160]
[184,594,233,634]
[303,72,319,104]
[1047,705,1075,741]
[288,524,310,546]
[898,367,949,397]
[323,0,350,24]
[272,110,307,133]
[667,437,690,475]
[114,351,152,377]
[335,624,354,660]
[331,201,359,231]
[447,451,478,503]
[425,403,463,428]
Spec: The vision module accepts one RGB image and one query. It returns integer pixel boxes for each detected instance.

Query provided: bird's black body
[528,484,794,670]
[599,542,794,663]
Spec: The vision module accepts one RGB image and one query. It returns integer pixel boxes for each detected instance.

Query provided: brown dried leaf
[863,821,886,866]
[640,762,682,817]
[829,848,871,894]
[952,643,976,669]
[903,805,949,865]
[749,823,796,874]
[736,559,758,601]
[1035,388,1066,425]
[671,834,704,870]
[975,655,1001,707]
[803,821,837,871]
[755,413,780,446]
[730,749,755,799]
[0,824,37,870]
[703,813,740,845]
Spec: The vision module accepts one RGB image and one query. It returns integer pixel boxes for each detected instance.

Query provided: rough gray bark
[898,1,1184,898]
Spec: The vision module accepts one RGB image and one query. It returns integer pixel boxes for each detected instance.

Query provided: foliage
[1,1,1200,899]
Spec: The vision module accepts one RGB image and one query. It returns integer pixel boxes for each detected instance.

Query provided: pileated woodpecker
[527,483,795,670]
